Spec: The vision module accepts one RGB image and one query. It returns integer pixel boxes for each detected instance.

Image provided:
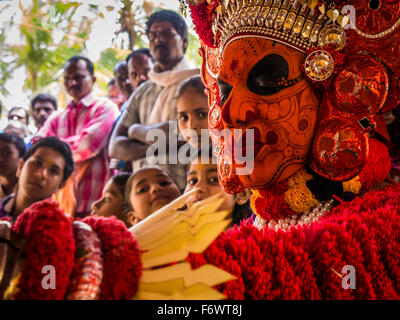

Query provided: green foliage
[1,0,87,92]
[186,32,201,68]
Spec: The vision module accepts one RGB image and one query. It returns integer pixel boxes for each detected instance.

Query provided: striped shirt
[36,92,119,214]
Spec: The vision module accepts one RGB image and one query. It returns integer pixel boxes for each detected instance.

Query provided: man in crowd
[30,94,57,131]
[7,107,29,127]
[0,137,74,221]
[114,61,134,101]
[36,55,119,217]
[126,48,153,90]
[107,78,126,110]
[0,133,26,200]
[109,10,198,189]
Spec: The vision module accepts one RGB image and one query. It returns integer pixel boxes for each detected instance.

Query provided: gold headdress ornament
[181,0,348,54]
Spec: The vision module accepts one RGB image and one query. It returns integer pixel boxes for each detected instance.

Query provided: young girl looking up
[125,166,181,226]
[184,148,252,227]
[90,173,132,226]
[177,76,209,149]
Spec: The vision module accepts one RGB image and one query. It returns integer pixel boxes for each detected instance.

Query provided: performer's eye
[247,54,289,95]
[218,78,233,105]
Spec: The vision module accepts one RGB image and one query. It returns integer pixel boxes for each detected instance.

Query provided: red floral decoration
[189,1,216,47]
[251,180,296,221]
[11,199,75,300]
[81,216,142,300]
[190,183,400,299]
[358,138,392,192]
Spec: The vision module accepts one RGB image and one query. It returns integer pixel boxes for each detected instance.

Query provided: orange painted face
[206,38,319,191]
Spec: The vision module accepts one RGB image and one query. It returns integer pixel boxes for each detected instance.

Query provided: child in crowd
[184,148,252,227]
[125,166,181,226]
[0,133,26,200]
[90,173,132,226]
[177,76,209,149]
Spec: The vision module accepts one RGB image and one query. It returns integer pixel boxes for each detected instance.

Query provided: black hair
[146,10,188,48]
[113,61,128,73]
[110,173,131,198]
[31,94,57,111]
[232,202,252,226]
[126,48,153,65]
[188,145,251,226]
[108,78,116,86]
[8,107,29,125]
[66,55,94,75]
[0,133,26,157]
[24,137,74,184]
[177,75,206,99]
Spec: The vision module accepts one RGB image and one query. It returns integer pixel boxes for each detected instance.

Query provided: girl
[125,166,181,226]
[177,76,209,149]
[90,173,131,226]
[184,148,252,227]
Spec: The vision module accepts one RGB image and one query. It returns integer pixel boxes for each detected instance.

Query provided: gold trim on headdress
[182,0,349,54]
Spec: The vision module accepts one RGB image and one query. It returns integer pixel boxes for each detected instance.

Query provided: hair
[24,137,74,184]
[146,10,188,47]
[177,75,206,100]
[110,173,131,198]
[126,48,153,65]
[113,61,128,73]
[188,145,251,225]
[8,106,29,125]
[66,55,94,75]
[0,133,26,157]
[31,94,57,111]
[124,165,179,209]
[232,201,252,226]
[110,173,132,212]
[108,78,116,87]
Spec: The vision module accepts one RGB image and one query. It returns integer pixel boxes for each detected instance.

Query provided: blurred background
[0,0,200,130]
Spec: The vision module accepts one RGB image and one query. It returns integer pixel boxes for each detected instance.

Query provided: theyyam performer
[1,0,400,299]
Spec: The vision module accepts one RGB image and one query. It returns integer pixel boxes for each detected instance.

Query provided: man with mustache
[30,94,57,131]
[0,137,74,222]
[109,10,199,190]
[36,56,119,217]
[126,48,153,91]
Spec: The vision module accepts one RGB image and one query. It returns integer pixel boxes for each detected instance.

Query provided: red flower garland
[358,138,392,192]
[11,199,75,300]
[190,183,400,299]
[252,180,296,221]
[82,216,142,300]
[189,2,216,47]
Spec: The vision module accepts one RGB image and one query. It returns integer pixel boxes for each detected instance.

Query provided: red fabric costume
[182,0,400,299]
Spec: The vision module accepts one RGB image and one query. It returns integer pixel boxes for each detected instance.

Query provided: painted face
[177,88,209,147]
[184,160,235,211]
[16,147,66,202]
[207,38,319,191]
[91,179,127,221]
[0,140,20,178]
[114,62,134,98]
[128,54,153,89]
[64,59,95,102]
[32,101,56,128]
[148,21,186,69]
[128,168,181,222]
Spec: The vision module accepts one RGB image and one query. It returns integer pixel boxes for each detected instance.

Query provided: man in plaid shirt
[36,56,119,217]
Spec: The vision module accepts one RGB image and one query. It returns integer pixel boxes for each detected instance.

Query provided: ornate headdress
[181,0,400,188]
[183,0,349,54]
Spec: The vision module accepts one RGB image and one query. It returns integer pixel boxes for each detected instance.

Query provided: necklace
[253,199,335,231]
